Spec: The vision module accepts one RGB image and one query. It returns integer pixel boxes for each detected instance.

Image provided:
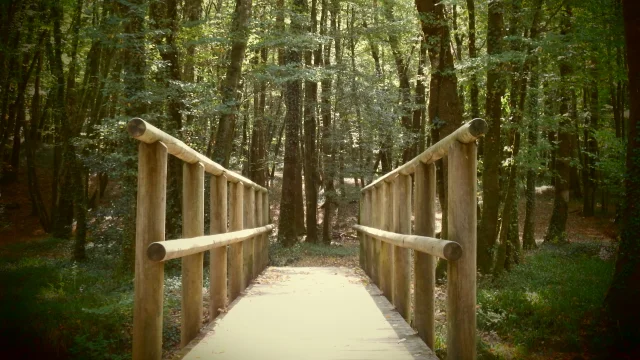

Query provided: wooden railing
[355,118,486,360]
[127,118,271,360]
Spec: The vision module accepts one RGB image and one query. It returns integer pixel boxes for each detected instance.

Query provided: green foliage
[477,242,614,354]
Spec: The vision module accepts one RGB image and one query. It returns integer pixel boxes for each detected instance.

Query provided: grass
[0,237,184,360]
[476,242,615,358]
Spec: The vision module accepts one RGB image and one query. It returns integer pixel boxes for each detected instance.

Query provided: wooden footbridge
[127,118,486,360]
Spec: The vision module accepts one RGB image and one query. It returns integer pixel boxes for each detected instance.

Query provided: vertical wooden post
[359,192,366,270]
[255,188,263,278]
[243,186,255,288]
[133,141,167,360]
[393,174,412,321]
[414,162,436,348]
[371,186,380,285]
[210,175,227,320]
[363,190,372,277]
[447,141,477,360]
[263,191,269,270]
[383,181,395,303]
[181,162,205,347]
[229,181,244,302]
[378,184,391,298]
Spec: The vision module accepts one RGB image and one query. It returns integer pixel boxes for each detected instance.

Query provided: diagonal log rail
[129,118,271,360]
[355,118,486,360]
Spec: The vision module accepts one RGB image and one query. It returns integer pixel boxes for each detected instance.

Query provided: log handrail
[127,118,267,192]
[129,119,271,360]
[362,118,486,191]
[352,225,462,261]
[147,225,275,262]
[355,119,486,360]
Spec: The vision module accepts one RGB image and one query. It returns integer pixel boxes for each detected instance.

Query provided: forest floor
[0,167,619,359]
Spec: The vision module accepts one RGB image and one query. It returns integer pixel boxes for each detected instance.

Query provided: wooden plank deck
[174,267,438,360]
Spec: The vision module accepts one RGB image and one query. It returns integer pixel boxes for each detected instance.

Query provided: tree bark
[211,0,252,167]
[478,0,507,273]
[303,0,319,242]
[278,0,304,246]
[605,0,640,351]
[545,5,573,243]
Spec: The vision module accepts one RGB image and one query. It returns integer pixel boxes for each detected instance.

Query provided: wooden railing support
[379,182,393,301]
[363,191,372,277]
[359,192,366,270]
[255,189,263,279]
[243,186,255,289]
[210,175,227,319]
[414,162,436,348]
[393,174,411,321]
[133,141,167,360]
[446,140,477,360]
[181,162,205,347]
[229,181,244,302]
[129,119,274,358]
[262,192,269,271]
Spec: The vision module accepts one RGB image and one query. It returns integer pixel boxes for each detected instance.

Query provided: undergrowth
[475,241,615,358]
[0,237,184,360]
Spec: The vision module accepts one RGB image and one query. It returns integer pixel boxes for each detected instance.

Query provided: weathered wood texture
[181,162,205,347]
[364,191,372,277]
[379,182,393,301]
[243,186,255,289]
[447,141,477,360]
[352,225,461,261]
[209,175,227,320]
[174,267,438,360]
[359,193,366,270]
[393,175,412,321]
[255,189,263,278]
[371,187,380,285]
[363,118,486,191]
[128,118,266,192]
[414,162,436,348]
[262,192,269,271]
[229,181,244,302]
[146,225,274,262]
[133,142,167,360]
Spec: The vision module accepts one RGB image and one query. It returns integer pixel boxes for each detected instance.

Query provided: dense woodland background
[0,0,639,358]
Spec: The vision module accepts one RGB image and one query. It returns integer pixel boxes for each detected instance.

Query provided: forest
[0,0,639,358]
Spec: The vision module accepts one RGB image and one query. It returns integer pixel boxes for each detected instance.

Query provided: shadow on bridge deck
[173,267,438,360]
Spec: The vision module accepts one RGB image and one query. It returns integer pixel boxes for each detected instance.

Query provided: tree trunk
[278,0,304,246]
[605,0,640,351]
[320,0,335,245]
[211,0,252,167]
[467,0,479,119]
[303,0,319,242]
[545,6,573,243]
[478,0,506,273]
[415,0,463,244]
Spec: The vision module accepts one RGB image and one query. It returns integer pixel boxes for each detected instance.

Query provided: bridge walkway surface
[174,267,438,360]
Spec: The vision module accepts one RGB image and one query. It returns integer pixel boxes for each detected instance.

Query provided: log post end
[468,118,487,138]
[147,243,166,262]
[128,118,147,138]
[444,242,463,261]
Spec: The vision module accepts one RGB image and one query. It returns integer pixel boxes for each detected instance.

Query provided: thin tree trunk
[478,0,507,273]
[303,0,319,242]
[545,5,573,243]
[210,0,252,166]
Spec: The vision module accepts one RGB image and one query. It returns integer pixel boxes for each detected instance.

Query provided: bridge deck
[174,267,438,360]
